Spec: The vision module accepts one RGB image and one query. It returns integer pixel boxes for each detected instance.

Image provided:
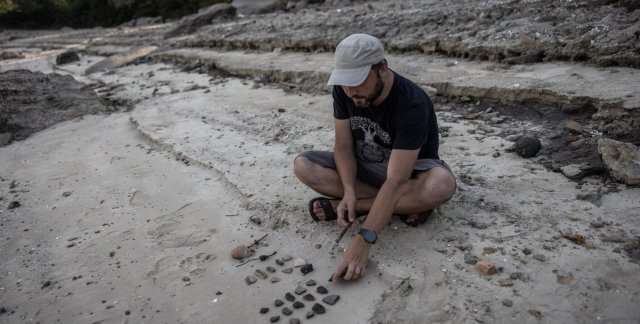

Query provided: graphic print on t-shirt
[351,116,391,163]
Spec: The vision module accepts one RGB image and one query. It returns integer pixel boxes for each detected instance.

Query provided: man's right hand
[336,191,357,227]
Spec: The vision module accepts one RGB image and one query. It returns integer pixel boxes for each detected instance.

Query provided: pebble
[312,303,325,314]
[282,255,293,261]
[305,311,315,319]
[231,245,253,260]
[314,243,322,249]
[8,201,20,209]
[300,264,314,275]
[464,253,479,265]
[285,292,295,302]
[293,301,304,309]
[255,269,268,279]
[474,260,497,276]
[532,254,548,262]
[245,275,257,285]
[276,259,284,266]
[295,286,307,295]
[293,258,306,267]
[274,299,284,307]
[282,268,293,274]
[260,307,269,314]
[282,307,292,316]
[266,266,276,273]
[249,215,262,225]
[502,299,513,307]
[303,294,315,301]
[483,247,497,254]
[498,279,513,287]
[270,315,280,322]
[316,286,328,294]
[271,276,281,283]
[322,295,340,305]
[289,318,300,324]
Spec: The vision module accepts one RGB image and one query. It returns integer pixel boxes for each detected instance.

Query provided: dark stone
[260,307,269,314]
[289,318,300,324]
[322,295,340,305]
[294,286,306,295]
[270,316,280,322]
[464,253,479,265]
[56,51,80,65]
[165,4,236,39]
[285,292,295,302]
[300,264,313,275]
[274,299,284,307]
[293,301,304,309]
[513,136,541,158]
[502,299,513,307]
[316,286,328,294]
[266,266,276,273]
[8,201,20,209]
[303,293,315,301]
[312,303,325,314]
[276,259,284,266]
[282,307,292,316]
[305,311,315,319]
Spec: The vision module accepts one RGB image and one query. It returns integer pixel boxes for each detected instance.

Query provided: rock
[282,267,293,274]
[270,276,281,283]
[316,286,328,294]
[294,286,307,295]
[483,247,497,254]
[274,299,284,307]
[282,255,293,261]
[249,215,262,225]
[293,301,304,309]
[512,136,541,158]
[293,258,306,267]
[8,201,20,209]
[56,51,80,65]
[529,310,542,320]
[266,266,276,273]
[305,279,316,286]
[282,307,292,316]
[245,275,257,285]
[560,164,585,179]
[232,0,282,15]
[0,132,12,146]
[314,243,321,249]
[165,4,236,39]
[255,269,268,279]
[312,303,325,314]
[305,310,315,319]
[86,46,158,74]
[498,279,513,287]
[474,260,497,276]
[289,318,301,324]
[502,299,513,307]
[564,120,584,134]
[260,307,269,314]
[303,293,315,301]
[276,259,284,266]
[270,315,280,322]
[598,138,640,186]
[230,245,253,259]
[522,248,532,255]
[464,253,479,265]
[322,295,340,305]
[532,254,548,262]
[182,276,190,282]
[300,264,313,275]
[62,191,72,197]
[285,292,295,302]
[0,51,24,60]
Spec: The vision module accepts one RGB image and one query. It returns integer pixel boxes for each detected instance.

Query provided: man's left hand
[332,234,371,282]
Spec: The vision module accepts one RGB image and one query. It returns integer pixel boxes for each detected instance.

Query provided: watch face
[360,229,376,243]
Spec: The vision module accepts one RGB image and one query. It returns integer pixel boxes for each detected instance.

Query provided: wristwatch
[358,228,377,244]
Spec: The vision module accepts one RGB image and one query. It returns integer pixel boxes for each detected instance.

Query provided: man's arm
[333,148,419,281]
[333,118,358,226]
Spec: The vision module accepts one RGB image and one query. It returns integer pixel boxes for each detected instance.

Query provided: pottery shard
[285,292,295,302]
[282,307,292,316]
[281,267,293,274]
[312,303,325,314]
[322,295,340,305]
[303,293,315,301]
[231,245,253,259]
[598,138,640,186]
[305,311,315,319]
[316,286,328,294]
[293,258,306,267]
[255,269,268,279]
[274,299,284,307]
[475,260,497,276]
[293,301,304,309]
[245,275,257,285]
[294,286,307,295]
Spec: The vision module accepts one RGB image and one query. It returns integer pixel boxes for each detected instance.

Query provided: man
[293,34,456,282]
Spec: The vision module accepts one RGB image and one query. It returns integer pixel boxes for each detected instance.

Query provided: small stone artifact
[303,294,315,301]
[260,307,269,314]
[300,264,314,275]
[312,303,325,314]
[294,286,307,295]
[322,295,340,305]
[282,307,292,316]
[316,286,328,294]
[281,267,293,274]
[270,315,280,322]
[255,269,268,279]
[266,266,276,273]
[305,279,316,286]
[285,292,295,302]
[274,299,284,307]
[293,258,306,267]
[306,311,315,319]
[245,275,257,285]
[293,301,304,309]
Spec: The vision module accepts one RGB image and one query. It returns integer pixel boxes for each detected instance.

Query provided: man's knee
[294,155,317,183]
[422,168,456,203]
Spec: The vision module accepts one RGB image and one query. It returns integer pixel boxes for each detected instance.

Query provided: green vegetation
[0,0,231,28]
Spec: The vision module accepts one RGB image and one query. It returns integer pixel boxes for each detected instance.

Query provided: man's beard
[353,71,384,108]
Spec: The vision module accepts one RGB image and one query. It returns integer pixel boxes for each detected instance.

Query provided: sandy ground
[2,13,640,324]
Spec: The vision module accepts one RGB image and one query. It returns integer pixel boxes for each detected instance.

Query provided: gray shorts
[299,150,455,188]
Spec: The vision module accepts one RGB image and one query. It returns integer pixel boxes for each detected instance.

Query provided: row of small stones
[245,256,313,285]
[260,280,340,323]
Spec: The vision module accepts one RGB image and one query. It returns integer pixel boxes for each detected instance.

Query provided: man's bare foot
[312,199,339,221]
[398,210,433,227]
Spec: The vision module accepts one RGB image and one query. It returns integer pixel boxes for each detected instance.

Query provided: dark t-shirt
[333,71,439,163]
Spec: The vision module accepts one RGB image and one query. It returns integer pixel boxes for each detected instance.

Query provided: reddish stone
[475,260,498,276]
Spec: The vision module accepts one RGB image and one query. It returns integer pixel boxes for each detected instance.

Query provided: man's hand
[331,235,371,282]
[336,191,357,227]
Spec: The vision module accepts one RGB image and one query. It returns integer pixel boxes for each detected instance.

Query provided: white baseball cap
[327,34,385,86]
